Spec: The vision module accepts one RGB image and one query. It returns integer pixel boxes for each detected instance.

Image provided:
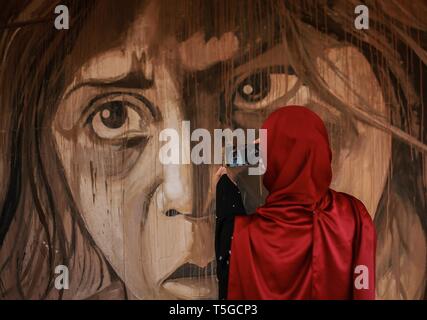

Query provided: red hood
[261,106,333,208]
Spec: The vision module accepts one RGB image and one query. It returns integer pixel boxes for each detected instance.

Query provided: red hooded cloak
[227,106,375,300]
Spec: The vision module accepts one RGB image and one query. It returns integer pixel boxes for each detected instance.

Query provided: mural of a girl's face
[52,0,390,299]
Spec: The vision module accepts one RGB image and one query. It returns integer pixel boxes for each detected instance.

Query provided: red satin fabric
[227,106,375,300]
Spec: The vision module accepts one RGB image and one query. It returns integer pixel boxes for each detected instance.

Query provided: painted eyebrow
[190,40,293,82]
[230,28,286,65]
[63,39,286,100]
[63,70,154,100]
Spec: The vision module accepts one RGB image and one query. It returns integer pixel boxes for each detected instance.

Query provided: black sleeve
[215,174,247,218]
[215,174,247,300]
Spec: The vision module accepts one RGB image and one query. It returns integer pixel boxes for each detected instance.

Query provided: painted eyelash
[230,65,296,95]
[81,92,158,126]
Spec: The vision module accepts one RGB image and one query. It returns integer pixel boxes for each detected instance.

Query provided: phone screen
[225,143,260,167]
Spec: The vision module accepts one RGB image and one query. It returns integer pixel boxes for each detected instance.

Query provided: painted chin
[160,262,217,299]
[162,277,217,299]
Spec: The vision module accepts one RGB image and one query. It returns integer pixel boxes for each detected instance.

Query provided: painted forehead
[65,0,281,84]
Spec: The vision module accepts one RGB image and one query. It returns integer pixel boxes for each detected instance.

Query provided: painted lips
[161,262,217,299]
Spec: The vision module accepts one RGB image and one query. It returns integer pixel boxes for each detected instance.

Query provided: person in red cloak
[215,105,376,300]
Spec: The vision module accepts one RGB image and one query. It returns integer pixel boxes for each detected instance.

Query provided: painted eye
[233,69,299,111]
[97,101,128,129]
[236,72,271,103]
[88,95,153,142]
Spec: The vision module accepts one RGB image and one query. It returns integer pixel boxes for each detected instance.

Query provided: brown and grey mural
[0,0,426,300]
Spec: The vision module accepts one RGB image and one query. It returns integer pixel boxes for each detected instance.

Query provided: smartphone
[224,143,260,167]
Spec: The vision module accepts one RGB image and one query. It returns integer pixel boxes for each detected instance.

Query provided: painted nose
[162,163,193,214]
[161,155,216,268]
